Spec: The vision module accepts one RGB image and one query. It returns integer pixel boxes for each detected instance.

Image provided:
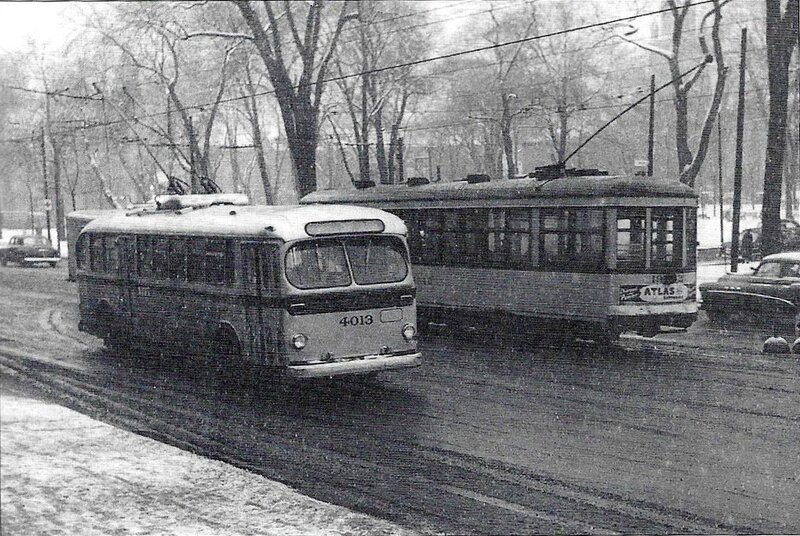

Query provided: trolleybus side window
[76,234,89,270]
[346,236,409,285]
[617,210,646,268]
[206,239,229,285]
[421,211,443,264]
[105,235,119,274]
[152,236,169,279]
[285,240,351,289]
[90,233,106,273]
[136,235,153,277]
[166,238,187,280]
[187,238,205,282]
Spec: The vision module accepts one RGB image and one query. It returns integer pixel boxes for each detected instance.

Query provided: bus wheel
[97,306,127,354]
[705,308,728,324]
[209,326,242,375]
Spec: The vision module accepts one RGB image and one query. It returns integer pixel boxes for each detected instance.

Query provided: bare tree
[615,0,729,186]
[227,1,356,197]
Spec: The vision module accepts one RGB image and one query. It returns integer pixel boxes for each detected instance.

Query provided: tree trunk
[761,0,799,255]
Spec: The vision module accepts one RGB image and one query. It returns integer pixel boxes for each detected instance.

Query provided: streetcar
[75,194,421,378]
[302,173,698,341]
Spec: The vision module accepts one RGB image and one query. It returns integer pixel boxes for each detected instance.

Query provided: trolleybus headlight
[402,323,416,341]
[291,333,308,350]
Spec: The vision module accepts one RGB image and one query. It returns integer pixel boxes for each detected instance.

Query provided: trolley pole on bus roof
[648,74,655,177]
[730,28,748,273]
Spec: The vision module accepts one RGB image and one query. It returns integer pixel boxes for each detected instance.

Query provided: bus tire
[209,325,242,374]
[97,304,128,354]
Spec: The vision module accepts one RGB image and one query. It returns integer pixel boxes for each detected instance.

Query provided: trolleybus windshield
[285,236,409,290]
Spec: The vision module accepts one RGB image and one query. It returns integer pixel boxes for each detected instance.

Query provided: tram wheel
[97,306,128,354]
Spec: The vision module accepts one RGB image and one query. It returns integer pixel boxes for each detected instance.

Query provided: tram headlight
[291,333,308,350]
[402,323,416,341]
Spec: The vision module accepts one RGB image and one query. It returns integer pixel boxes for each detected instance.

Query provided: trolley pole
[40,127,51,242]
[647,74,655,177]
[730,28,747,273]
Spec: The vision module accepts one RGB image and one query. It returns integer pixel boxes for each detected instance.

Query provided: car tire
[705,308,728,323]
[49,261,58,268]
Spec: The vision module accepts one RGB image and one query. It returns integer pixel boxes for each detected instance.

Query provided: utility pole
[397,137,405,183]
[718,118,724,243]
[648,74,655,177]
[40,128,51,243]
[188,116,199,194]
[730,28,748,273]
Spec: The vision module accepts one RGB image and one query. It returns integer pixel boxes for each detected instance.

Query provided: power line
[0,0,718,144]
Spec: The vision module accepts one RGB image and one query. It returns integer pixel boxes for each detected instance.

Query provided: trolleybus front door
[241,241,280,365]
[116,235,135,320]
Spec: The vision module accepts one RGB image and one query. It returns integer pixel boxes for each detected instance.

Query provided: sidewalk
[0,382,411,536]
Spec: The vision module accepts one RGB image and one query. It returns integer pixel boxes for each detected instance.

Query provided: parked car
[0,235,60,267]
[700,251,800,323]
[720,219,800,261]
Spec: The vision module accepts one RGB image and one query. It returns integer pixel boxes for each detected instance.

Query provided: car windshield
[13,236,49,246]
[755,262,781,277]
[284,236,408,290]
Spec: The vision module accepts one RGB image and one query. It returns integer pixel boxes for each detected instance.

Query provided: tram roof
[80,204,407,240]
[301,175,697,205]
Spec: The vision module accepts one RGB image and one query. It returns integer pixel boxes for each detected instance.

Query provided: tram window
[76,234,89,269]
[507,209,531,267]
[488,210,507,265]
[617,211,646,268]
[187,238,206,282]
[651,209,683,266]
[420,211,443,264]
[346,236,408,285]
[166,238,187,280]
[541,209,604,267]
[285,241,351,289]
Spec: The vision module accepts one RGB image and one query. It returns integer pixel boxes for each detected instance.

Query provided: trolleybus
[302,173,698,341]
[75,195,421,378]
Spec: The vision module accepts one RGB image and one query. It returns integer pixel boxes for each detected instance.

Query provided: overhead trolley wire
[0,0,716,144]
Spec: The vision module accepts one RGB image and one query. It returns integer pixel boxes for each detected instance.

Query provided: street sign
[41,199,52,211]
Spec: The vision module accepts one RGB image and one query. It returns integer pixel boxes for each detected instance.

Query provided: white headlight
[292,334,307,349]
[402,323,416,341]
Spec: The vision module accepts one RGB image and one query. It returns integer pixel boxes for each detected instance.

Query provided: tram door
[116,235,135,320]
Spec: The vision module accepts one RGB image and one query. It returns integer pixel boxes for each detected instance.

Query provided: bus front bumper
[286,352,422,379]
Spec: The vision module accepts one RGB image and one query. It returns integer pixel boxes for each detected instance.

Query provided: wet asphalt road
[1,265,798,534]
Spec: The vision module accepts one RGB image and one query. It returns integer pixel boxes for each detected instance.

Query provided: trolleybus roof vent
[353,180,376,189]
[464,174,491,184]
[406,176,429,187]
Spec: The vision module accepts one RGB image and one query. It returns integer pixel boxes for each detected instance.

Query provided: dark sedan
[0,235,60,267]
[700,251,800,324]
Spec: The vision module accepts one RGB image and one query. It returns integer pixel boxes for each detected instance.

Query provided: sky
[0,2,82,54]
